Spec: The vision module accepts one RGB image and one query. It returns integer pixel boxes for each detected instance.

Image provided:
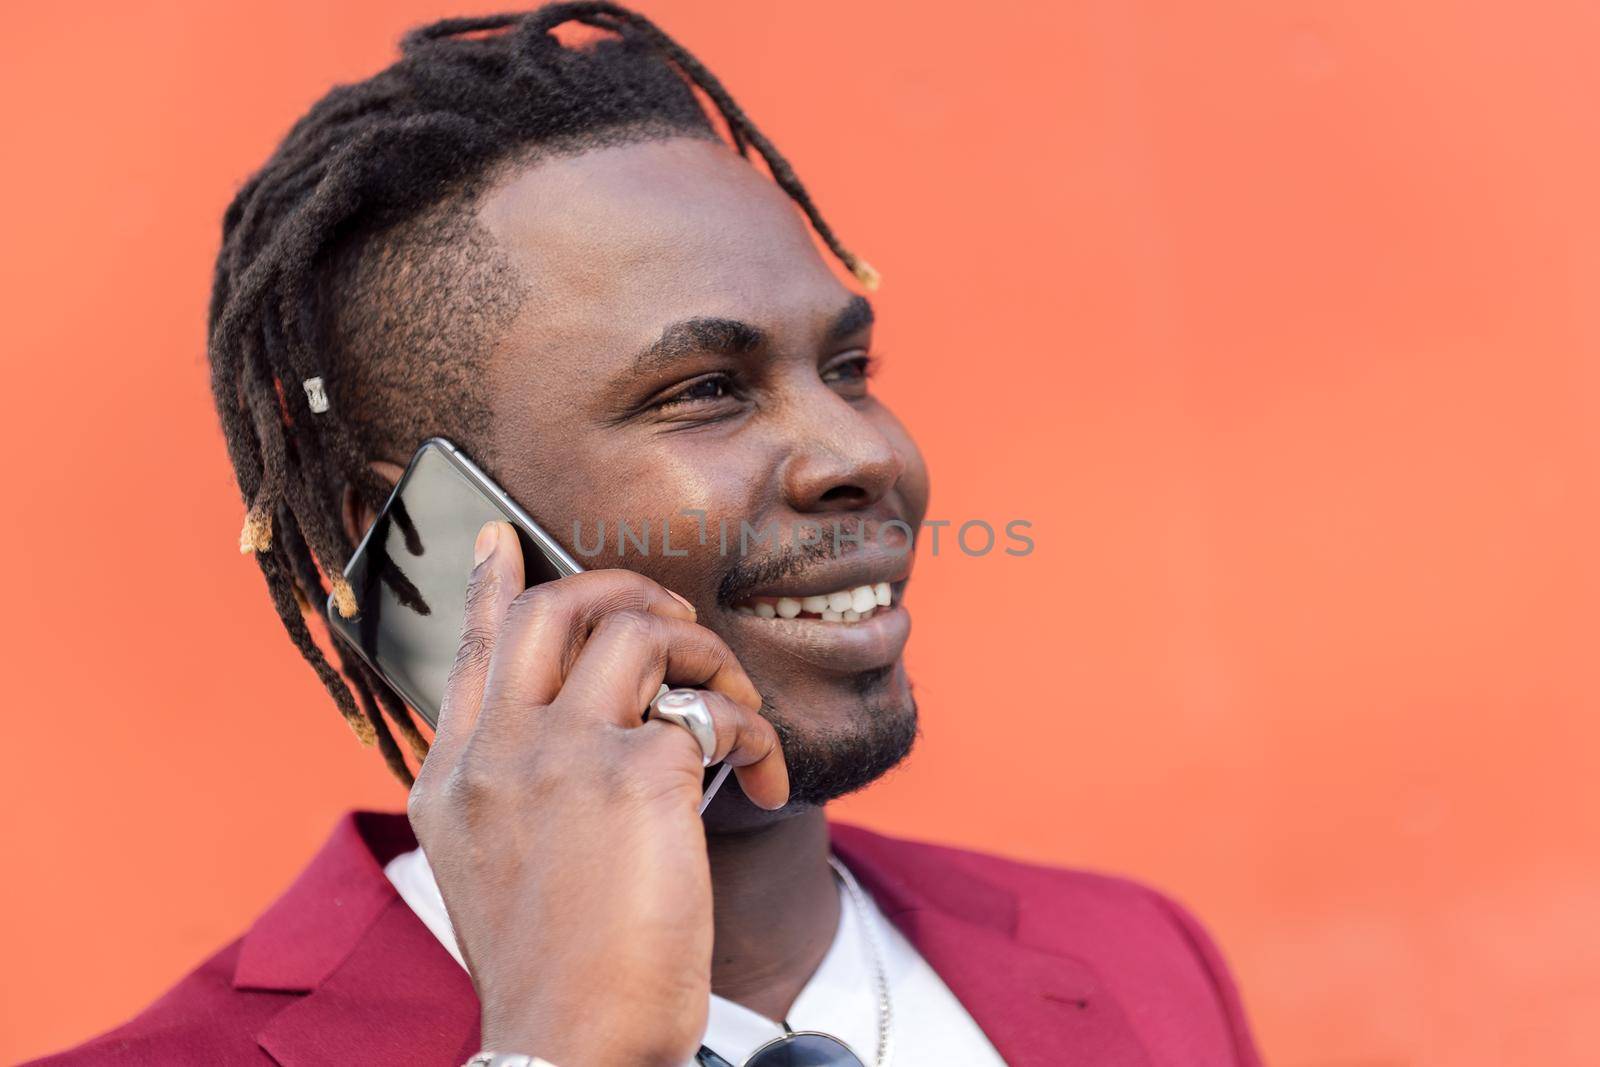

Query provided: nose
[779,389,904,514]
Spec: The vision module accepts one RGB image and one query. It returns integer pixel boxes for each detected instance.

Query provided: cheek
[878,407,930,524]
[534,439,762,592]
[629,447,769,586]
[485,370,763,598]
[605,440,756,534]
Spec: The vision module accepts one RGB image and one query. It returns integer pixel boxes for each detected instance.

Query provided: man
[35,5,1261,1065]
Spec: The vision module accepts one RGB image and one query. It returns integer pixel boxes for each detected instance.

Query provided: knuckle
[590,586,643,617]
[452,626,495,672]
[404,782,434,828]
[701,631,734,665]
[596,608,657,642]
[441,755,500,809]
[725,702,776,757]
[585,572,656,611]
[462,564,504,612]
[683,621,733,664]
[757,722,781,761]
[506,581,559,622]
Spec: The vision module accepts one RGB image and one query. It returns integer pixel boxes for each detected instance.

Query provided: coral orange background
[3,3,1597,1064]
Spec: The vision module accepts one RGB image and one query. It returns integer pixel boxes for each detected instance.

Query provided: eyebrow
[631,317,765,375]
[824,294,875,345]
[630,295,875,376]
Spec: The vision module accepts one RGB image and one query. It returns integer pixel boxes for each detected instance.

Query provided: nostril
[818,484,867,505]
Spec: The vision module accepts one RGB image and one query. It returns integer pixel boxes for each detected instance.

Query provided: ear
[341,460,407,547]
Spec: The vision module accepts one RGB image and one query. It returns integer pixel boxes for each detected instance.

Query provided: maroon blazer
[30,813,1261,1066]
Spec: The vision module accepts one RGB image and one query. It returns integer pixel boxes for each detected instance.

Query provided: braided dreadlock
[207,3,876,786]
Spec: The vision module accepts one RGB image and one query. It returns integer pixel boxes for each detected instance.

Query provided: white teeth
[742,582,899,622]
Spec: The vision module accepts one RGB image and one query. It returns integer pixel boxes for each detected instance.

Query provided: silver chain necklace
[827,855,894,1067]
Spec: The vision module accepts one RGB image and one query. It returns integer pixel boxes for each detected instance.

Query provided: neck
[705,806,839,1023]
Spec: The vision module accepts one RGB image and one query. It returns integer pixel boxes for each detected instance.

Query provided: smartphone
[327,438,730,810]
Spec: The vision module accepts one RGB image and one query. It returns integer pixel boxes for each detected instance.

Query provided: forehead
[476,136,848,339]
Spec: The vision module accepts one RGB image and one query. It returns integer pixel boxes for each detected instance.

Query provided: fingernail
[665,588,697,616]
[473,522,499,566]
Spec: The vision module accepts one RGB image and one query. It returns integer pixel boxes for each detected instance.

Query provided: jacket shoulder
[24,939,281,1066]
[832,820,1188,912]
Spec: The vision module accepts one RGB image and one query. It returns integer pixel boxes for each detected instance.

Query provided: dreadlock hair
[207,2,877,787]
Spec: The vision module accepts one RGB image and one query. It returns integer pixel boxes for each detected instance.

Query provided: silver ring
[648,688,717,766]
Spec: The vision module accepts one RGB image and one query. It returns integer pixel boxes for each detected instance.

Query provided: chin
[704,665,919,831]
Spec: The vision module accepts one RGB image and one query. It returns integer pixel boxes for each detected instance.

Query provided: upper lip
[733,546,913,603]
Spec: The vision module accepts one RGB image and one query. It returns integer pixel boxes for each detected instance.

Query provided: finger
[555,610,763,724]
[637,690,789,810]
[427,521,524,775]
[480,569,699,709]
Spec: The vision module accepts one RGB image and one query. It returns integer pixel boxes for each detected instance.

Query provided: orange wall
[3,3,1597,1064]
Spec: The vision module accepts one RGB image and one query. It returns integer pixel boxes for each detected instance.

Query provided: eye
[656,372,736,409]
[822,354,875,388]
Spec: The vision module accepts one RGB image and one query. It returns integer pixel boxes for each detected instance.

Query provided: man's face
[472,137,930,819]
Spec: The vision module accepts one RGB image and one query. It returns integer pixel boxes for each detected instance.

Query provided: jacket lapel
[830,825,1152,1067]
[234,812,479,1066]
[254,896,479,1065]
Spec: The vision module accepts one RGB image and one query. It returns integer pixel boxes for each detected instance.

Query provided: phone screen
[327,439,579,727]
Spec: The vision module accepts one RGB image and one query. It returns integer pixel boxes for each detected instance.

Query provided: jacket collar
[830,824,1150,1067]
[238,813,1146,1067]
[233,812,409,992]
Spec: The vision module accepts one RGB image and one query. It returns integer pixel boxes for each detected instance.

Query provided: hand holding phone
[407,523,789,1065]
[327,437,736,810]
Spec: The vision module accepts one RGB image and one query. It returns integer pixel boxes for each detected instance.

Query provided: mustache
[716,535,839,607]
[714,515,890,606]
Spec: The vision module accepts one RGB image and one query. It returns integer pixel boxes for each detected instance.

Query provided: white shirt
[385,847,1007,1066]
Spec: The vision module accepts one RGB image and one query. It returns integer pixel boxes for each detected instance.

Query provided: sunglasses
[696,1027,867,1067]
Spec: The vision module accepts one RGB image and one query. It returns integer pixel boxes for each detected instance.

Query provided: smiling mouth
[732,581,896,623]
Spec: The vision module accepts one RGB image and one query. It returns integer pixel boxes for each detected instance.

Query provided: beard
[762,679,920,807]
